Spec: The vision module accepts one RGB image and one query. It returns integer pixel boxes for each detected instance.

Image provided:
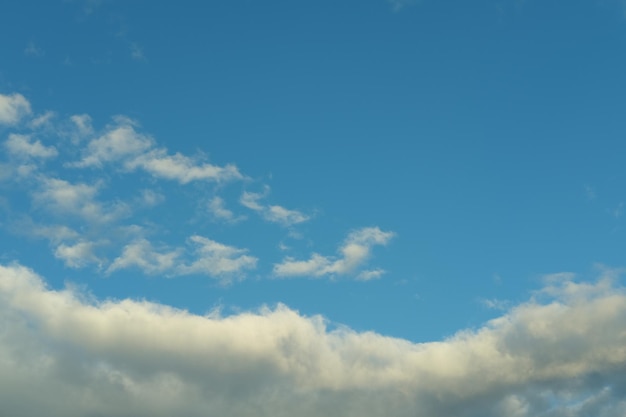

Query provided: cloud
[54,240,103,268]
[130,149,242,184]
[130,42,145,60]
[0,93,31,125]
[4,134,58,159]
[72,116,153,167]
[178,235,258,278]
[24,41,44,57]
[208,196,244,223]
[2,264,626,416]
[357,268,386,281]
[107,238,182,275]
[74,116,243,183]
[240,188,310,227]
[388,0,418,12]
[69,114,94,142]
[108,236,257,280]
[274,227,395,279]
[33,177,130,224]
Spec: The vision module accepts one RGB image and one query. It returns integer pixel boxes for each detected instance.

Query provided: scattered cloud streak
[388,0,418,12]
[241,188,310,227]
[274,227,395,279]
[0,92,392,283]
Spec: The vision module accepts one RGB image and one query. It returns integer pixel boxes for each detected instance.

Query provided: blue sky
[2,1,626,416]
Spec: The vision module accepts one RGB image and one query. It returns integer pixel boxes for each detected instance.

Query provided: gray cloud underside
[2,264,626,417]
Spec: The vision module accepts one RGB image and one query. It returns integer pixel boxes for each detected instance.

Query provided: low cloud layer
[2,264,626,417]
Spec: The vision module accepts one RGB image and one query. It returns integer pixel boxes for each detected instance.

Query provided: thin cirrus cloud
[273,227,395,280]
[1,263,626,417]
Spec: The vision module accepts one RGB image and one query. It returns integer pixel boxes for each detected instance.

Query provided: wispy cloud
[1,264,626,416]
[130,42,145,60]
[208,196,244,223]
[388,0,418,12]
[241,187,310,227]
[274,227,395,279]
[24,41,44,57]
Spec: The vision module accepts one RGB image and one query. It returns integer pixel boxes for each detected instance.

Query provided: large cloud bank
[1,264,626,416]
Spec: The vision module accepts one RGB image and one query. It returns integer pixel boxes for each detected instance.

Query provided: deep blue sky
[4,2,626,416]
[2,0,626,343]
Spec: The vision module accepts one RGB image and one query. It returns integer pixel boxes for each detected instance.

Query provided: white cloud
[138,189,165,207]
[0,93,31,125]
[208,196,243,223]
[2,264,626,416]
[357,269,386,281]
[5,134,58,159]
[129,149,243,184]
[69,114,94,142]
[54,240,102,268]
[28,223,80,244]
[107,239,181,275]
[177,235,257,279]
[108,236,257,280]
[274,227,395,279]
[29,111,56,129]
[74,116,243,184]
[33,177,129,223]
[73,116,153,167]
[240,188,310,227]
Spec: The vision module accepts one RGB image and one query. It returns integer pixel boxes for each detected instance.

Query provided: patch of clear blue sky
[1,0,626,341]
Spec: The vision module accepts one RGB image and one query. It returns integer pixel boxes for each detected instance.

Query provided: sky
[2,0,626,416]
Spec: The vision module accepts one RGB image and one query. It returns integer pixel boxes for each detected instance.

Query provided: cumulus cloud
[33,177,129,224]
[107,238,181,275]
[73,116,243,183]
[54,240,103,268]
[240,188,310,227]
[177,235,257,278]
[108,236,257,280]
[0,93,31,125]
[73,116,153,167]
[4,134,58,159]
[1,264,626,417]
[274,227,395,279]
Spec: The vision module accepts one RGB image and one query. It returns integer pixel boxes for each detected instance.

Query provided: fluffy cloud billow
[1,263,626,417]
